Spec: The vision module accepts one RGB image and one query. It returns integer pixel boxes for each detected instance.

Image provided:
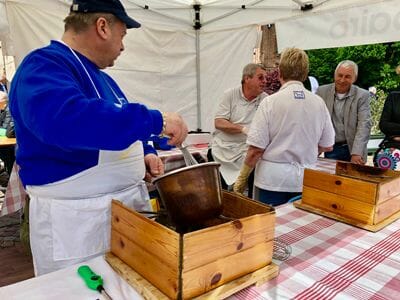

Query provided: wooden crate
[109,191,276,299]
[295,161,400,231]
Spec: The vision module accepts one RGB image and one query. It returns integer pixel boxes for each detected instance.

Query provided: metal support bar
[195,29,201,131]
[202,0,264,27]
[126,1,192,26]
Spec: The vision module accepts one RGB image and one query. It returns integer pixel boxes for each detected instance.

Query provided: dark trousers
[255,187,301,207]
[207,149,254,198]
[324,143,351,161]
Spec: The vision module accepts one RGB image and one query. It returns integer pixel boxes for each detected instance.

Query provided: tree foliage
[307,43,400,137]
[307,42,400,92]
[264,68,281,95]
[370,89,386,135]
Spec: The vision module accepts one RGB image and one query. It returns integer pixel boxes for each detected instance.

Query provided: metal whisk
[179,143,198,166]
[273,238,292,261]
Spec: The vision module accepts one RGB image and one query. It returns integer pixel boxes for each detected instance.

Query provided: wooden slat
[302,186,375,224]
[336,161,400,181]
[374,194,400,224]
[111,230,179,299]
[303,169,377,204]
[294,200,400,232]
[111,200,179,268]
[106,252,170,300]
[106,252,279,300]
[377,179,400,203]
[194,263,279,300]
[183,213,275,271]
[221,191,274,217]
[181,241,274,299]
[111,201,180,299]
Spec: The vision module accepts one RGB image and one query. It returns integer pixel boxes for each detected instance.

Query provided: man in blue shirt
[9,0,188,275]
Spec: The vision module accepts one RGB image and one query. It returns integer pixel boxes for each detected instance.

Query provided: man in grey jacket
[316,60,371,164]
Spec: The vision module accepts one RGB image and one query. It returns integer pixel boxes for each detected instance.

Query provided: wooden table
[0,137,16,147]
[0,136,16,180]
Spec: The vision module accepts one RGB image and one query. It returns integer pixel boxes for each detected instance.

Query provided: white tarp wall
[277,0,400,51]
[0,1,9,41]
[1,0,399,132]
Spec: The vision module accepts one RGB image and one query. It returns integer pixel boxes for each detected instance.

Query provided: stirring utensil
[179,143,198,166]
[273,238,292,261]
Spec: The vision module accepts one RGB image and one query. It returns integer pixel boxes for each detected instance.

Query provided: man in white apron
[210,64,267,197]
[9,0,188,276]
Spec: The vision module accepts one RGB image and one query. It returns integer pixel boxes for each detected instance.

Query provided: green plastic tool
[78,265,112,300]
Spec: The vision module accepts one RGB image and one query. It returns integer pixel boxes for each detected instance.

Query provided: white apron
[27,141,151,276]
[254,160,315,193]
[212,140,248,186]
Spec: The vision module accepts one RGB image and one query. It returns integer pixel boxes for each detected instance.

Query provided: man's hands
[351,154,365,165]
[144,153,164,182]
[162,112,188,146]
[145,111,187,181]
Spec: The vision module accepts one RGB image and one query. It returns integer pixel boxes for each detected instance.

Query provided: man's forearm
[318,145,333,153]
[215,118,245,134]
[244,145,265,168]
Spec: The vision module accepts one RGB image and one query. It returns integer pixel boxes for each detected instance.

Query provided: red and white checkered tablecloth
[231,203,400,300]
[314,157,337,174]
[0,163,27,217]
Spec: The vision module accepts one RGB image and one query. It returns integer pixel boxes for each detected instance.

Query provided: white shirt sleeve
[247,101,270,149]
[318,105,335,147]
[214,90,232,120]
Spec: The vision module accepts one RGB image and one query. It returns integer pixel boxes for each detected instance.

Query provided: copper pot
[152,162,223,231]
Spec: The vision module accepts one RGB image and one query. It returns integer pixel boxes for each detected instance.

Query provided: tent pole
[193,4,202,132]
[195,29,201,131]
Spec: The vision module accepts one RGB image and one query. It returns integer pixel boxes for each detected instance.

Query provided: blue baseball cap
[70,0,141,29]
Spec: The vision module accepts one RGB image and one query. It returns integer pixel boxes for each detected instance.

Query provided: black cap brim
[117,13,141,29]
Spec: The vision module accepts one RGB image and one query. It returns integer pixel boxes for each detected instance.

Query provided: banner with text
[276,0,400,51]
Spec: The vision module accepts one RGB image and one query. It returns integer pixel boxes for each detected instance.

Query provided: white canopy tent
[0,0,398,131]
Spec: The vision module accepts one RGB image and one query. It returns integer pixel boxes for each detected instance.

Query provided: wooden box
[109,191,276,299]
[295,161,400,231]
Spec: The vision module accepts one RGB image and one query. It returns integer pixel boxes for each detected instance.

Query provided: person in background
[0,92,15,187]
[0,90,7,111]
[234,48,334,206]
[373,89,400,170]
[209,63,267,198]
[0,101,15,138]
[369,86,377,100]
[379,90,400,141]
[0,74,8,93]
[9,0,187,276]
[308,76,319,94]
[316,60,371,164]
[0,102,16,177]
